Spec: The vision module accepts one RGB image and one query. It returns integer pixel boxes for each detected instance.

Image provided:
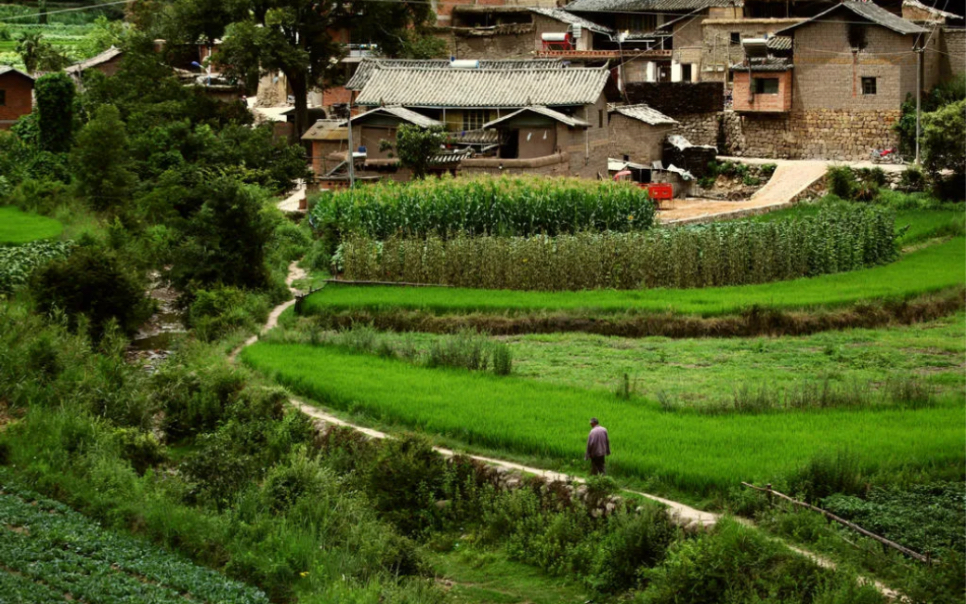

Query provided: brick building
[65,46,125,84]
[0,67,34,130]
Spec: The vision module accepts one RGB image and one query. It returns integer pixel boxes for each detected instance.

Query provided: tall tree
[393,124,445,180]
[165,0,437,138]
[35,72,75,154]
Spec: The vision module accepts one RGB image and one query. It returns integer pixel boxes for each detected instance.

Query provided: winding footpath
[232,260,901,599]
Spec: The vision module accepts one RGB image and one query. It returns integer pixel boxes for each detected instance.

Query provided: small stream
[126,280,186,371]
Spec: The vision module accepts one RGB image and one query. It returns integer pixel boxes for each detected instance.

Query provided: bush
[898,166,926,192]
[71,104,137,212]
[341,204,898,291]
[366,433,446,535]
[30,243,153,340]
[586,504,676,592]
[114,427,167,475]
[154,357,247,441]
[790,449,866,502]
[826,166,857,199]
[187,286,270,342]
[760,163,777,177]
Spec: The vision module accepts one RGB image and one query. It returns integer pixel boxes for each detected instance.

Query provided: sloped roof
[564,0,735,13]
[777,1,927,36]
[767,35,792,51]
[483,105,591,129]
[903,0,961,20]
[356,66,609,108]
[729,57,793,71]
[345,58,564,91]
[0,66,34,81]
[348,106,442,128]
[608,103,677,125]
[529,8,614,34]
[65,46,123,74]
[302,120,348,141]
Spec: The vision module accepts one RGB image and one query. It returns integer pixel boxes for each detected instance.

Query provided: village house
[0,67,34,130]
[726,1,940,159]
[65,46,125,84]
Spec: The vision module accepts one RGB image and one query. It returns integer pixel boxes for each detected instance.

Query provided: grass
[0,472,269,604]
[240,342,966,496]
[302,237,965,318]
[0,205,63,244]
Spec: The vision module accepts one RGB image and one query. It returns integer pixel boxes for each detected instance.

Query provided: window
[754,78,779,94]
[599,109,604,128]
[0,90,5,106]
[681,64,692,82]
[462,109,487,131]
[861,77,877,95]
[730,32,741,45]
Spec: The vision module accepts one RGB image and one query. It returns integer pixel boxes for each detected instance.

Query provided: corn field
[339,204,897,291]
[311,175,655,240]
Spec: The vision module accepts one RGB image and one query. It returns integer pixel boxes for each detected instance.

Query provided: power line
[1,0,134,21]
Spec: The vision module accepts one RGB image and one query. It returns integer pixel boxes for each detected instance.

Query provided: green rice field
[302,237,965,318]
[241,342,966,495]
[0,205,63,244]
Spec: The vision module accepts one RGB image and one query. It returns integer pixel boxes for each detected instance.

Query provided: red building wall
[0,72,34,129]
[732,70,792,112]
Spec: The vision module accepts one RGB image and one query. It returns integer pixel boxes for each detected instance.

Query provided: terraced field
[0,474,269,604]
[0,206,63,244]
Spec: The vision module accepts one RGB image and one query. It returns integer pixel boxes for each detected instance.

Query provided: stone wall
[940,27,966,80]
[620,82,723,114]
[608,115,675,164]
[672,113,721,147]
[721,109,901,160]
[449,23,535,59]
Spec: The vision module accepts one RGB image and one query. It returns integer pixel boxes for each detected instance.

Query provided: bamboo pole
[740,482,933,564]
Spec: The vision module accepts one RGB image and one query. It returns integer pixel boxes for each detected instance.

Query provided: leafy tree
[170,0,437,138]
[168,177,274,290]
[31,244,154,340]
[71,105,137,211]
[77,15,129,58]
[895,75,966,156]
[394,124,446,179]
[35,72,75,154]
[15,31,69,74]
[921,99,966,177]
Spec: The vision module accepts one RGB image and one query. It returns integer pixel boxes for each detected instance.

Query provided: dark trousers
[590,456,606,476]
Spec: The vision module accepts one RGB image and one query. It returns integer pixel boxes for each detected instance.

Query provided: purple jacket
[585,426,610,459]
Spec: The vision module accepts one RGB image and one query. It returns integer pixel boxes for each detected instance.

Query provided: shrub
[742,174,761,186]
[586,504,676,592]
[71,104,137,212]
[341,204,897,291]
[30,243,153,340]
[826,166,856,199]
[760,163,777,177]
[790,449,866,501]
[154,357,247,441]
[113,427,167,475]
[366,433,446,535]
[310,174,656,241]
[34,72,75,154]
[492,342,512,376]
[187,286,270,342]
[898,166,926,192]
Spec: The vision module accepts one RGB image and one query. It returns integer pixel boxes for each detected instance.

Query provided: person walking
[585,417,610,476]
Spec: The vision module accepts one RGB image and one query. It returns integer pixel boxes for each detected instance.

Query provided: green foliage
[167,178,274,291]
[71,104,137,212]
[76,15,128,58]
[242,342,965,495]
[638,519,884,604]
[187,286,271,342]
[895,75,965,155]
[312,174,656,241]
[760,163,777,177]
[366,434,446,535]
[398,29,449,59]
[341,205,898,291]
[790,449,866,501]
[826,166,857,199]
[35,72,75,154]
[30,243,152,339]
[394,124,446,179]
[897,166,925,192]
[921,99,966,177]
[114,427,167,474]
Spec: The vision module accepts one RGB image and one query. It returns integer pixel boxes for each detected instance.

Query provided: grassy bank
[241,342,965,496]
[303,237,964,318]
[0,205,64,244]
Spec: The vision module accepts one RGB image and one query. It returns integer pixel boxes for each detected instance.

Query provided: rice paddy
[0,205,64,244]
[241,342,966,495]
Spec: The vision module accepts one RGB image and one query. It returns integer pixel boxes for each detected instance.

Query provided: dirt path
[235,260,901,598]
[659,161,828,225]
[277,181,306,213]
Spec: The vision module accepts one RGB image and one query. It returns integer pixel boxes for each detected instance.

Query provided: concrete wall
[732,70,792,112]
[0,73,33,129]
[607,114,675,163]
[518,126,557,158]
[791,16,919,111]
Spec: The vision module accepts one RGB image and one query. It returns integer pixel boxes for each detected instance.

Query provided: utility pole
[346,99,356,188]
[915,46,923,165]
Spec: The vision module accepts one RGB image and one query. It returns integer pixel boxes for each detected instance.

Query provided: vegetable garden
[0,473,270,604]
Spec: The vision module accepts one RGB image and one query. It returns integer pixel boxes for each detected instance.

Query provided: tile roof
[777,1,928,36]
[766,35,792,51]
[608,103,678,125]
[0,66,34,81]
[348,106,443,128]
[355,66,609,108]
[729,57,793,71]
[65,46,123,74]
[301,120,348,141]
[483,105,591,129]
[528,8,614,34]
[345,58,564,91]
[564,0,737,13]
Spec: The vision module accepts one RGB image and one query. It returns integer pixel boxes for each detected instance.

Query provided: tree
[77,16,129,59]
[71,105,137,211]
[168,177,274,291]
[921,99,966,177]
[35,72,75,154]
[167,0,437,139]
[393,124,446,179]
[15,32,70,74]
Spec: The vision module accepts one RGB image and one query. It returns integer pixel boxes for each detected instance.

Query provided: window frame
[462,109,488,131]
[730,32,741,45]
[861,77,877,95]
[0,90,5,106]
[753,77,779,95]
